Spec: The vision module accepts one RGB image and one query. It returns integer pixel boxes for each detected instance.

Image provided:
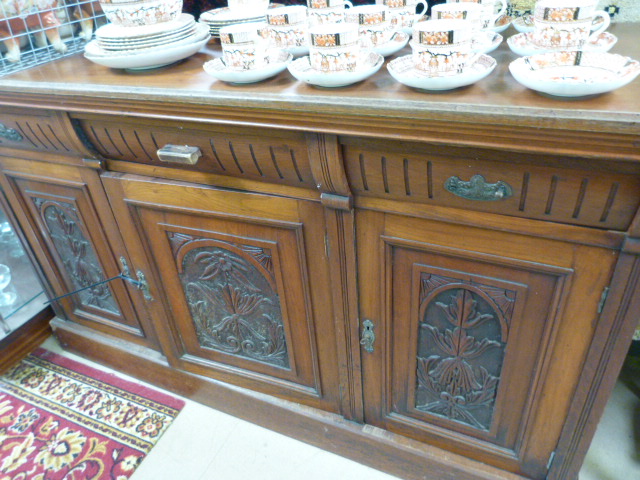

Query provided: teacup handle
[413,0,427,22]
[490,0,507,25]
[588,10,610,42]
[344,0,353,8]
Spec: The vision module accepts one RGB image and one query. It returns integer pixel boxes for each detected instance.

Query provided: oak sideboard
[0,23,639,480]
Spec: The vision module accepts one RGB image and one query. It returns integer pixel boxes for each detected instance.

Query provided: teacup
[376,0,427,30]
[266,5,309,49]
[411,19,476,74]
[531,0,610,49]
[99,0,183,27]
[446,0,507,29]
[431,3,485,30]
[534,0,605,22]
[219,22,269,71]
[228,0,270,18]
[345,4,392,47]
[309,22,360,72]
[307,0,354,25]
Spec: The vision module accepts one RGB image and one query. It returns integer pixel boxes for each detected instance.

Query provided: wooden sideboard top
[0,23,639,160]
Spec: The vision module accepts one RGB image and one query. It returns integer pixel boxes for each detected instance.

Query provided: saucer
[96,13,195,41]
[509,51,640,97]
[204,50,293,83]
[507,31,618,57]
[472,32,502,54]
[84,32,210,70]
[373,31,409,57]
[512,14,534,33]
[488,14,512,33]
[387,54,496,91]
[284,45,309,57]
[287,51,384,87]
[399,14,427,36]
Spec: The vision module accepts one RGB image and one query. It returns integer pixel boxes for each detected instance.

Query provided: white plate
[98,26,198,51]
[387,54,496,91]
[204,50,293,83]
[373,31,409,57]
[472,31,502,54]
[84,33,210,70]
[507,31,617,57]
[509,51,640,97]
[287,52,384,87]
[96,13,195,41]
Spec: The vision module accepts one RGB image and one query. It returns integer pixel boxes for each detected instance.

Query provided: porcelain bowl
[99,0,183,27]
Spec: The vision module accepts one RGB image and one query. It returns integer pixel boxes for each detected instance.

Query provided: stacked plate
[84,14,210,70]
[199,4,281,40]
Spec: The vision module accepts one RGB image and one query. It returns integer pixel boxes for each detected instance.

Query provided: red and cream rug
[0,348,184,480]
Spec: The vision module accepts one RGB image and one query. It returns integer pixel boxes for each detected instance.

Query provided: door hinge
[547,451,556,470]
[597,286,610,314]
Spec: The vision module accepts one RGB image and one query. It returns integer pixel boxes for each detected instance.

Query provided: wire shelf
[0,0,106,76]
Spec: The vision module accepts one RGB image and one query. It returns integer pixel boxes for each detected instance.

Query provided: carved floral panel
[33,197,120,314]
[168,232,290,369]
[415,273,515,431]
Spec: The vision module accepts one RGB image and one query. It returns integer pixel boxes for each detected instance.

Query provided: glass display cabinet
[0,196,52,371]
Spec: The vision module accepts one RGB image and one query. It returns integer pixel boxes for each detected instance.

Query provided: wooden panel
[0,107,84,156]
[0,158,158,348]
[101,173,343,413]
[357,209,617,479]
[75,116,316,189]
[343,142,640,231]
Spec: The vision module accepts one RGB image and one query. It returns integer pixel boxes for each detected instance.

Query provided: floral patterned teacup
[446,0,507,30]
[309,22,360,72]
[266,5,309,49]
[410,19,476,75]
[220,22,269,71]
[431,3,484,30]
[375,0,427,30]
[99,0,183,27]
[307,0,354,26]
[345,4,393,47]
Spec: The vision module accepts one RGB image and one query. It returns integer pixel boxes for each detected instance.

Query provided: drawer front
[343,140,640,231]
[0,108,83,155]
[76,115,317,189]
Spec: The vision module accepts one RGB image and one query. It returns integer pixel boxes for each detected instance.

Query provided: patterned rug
[0,348,184,480]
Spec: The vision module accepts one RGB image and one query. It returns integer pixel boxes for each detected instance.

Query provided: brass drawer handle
[360,319,376,353]
[444,174,513,201]
[157,144,202,165]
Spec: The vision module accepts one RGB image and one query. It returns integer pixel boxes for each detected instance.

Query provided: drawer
[74,115,317,189]
[342,138,640,231]
[0,107,84,155]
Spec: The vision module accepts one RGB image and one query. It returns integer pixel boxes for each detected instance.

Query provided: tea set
[83,0,640,97]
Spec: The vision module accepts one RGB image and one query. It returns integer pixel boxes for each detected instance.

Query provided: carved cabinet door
[101,173,343,413]
[356,209,617,479]
[0,158,158,347]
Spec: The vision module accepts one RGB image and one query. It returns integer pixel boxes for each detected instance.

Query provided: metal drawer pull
[157,144,202,165]
[444,174,513,201]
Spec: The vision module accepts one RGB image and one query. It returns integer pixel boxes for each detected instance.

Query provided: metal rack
[0,0,106,76]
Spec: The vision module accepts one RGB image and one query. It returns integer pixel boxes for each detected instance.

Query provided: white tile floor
[39,337,640,480]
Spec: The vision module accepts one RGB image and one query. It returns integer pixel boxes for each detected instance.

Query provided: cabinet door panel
[102,174,342,412]
[357,210,616,478]
[0,159,156,346]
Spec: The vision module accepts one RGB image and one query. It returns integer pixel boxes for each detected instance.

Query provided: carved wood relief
[168,231,290,369]
[415,273,514,431]
[32,197,120,314]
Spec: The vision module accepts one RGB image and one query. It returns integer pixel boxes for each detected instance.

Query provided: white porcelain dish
[373,31,409,57]
[472,31,502,54]
[512,14,534,33]
[284,45,310,57]
[84,33,210,70]
[509,51,640,97]
[488,14,511,33]
[203,50,293,83]
[96,13,195,41]
[507,31,617,56]
[97,26,199,52]
[287,51,384,87]
[387,53,496,90]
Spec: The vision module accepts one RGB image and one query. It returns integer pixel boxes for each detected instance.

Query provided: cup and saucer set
[84,1,210,70]
[507,0,640,97]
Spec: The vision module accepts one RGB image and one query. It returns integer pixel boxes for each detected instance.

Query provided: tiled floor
[39,337,640,480]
